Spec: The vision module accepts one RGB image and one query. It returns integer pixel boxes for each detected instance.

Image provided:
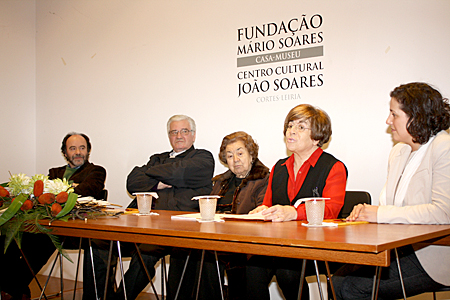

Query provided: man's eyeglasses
[168,129,194,136]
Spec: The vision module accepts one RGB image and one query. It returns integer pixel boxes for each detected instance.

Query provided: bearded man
[0,132,106,300]
[48,132,106,200]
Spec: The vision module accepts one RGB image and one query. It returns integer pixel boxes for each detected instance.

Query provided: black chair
[338,191,372,219]
[101,189,108,201]
[432,286,450,299]
[329,191,371,299]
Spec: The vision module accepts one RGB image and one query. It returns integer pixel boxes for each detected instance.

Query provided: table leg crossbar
[370,248,408,300]
[174,249,224,300]
[160,256,168,300]
[24,238,74,300]
[395,248,407,300]
[115,241,127,300]
[33,242,174,300]
[132,243,160,300]
[99,241,163,300]
[17,236,412,300]
[297,260,334,300]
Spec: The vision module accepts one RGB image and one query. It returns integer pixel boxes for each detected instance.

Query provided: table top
[45,210,450,267]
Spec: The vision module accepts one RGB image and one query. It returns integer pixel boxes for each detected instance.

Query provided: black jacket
[48,161,106,200]
[127,146,214,211]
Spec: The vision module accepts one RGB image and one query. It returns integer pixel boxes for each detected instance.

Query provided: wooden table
[45,210,450,267]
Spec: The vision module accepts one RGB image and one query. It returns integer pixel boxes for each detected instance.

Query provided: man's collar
[169,145,195,158]
[169,149,187,158]
[67,164,82,170]
[66,161,89,170]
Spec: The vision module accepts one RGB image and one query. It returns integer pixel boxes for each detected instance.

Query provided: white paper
[133,212,159,216]
[220,212,266,221]
[171,213,224,222]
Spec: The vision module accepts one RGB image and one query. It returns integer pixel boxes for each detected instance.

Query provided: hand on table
[346,204,378,222]
[260,205,297,222]
[249,205,269,214]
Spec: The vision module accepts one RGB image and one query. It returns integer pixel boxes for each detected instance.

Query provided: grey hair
[166,115,196,133]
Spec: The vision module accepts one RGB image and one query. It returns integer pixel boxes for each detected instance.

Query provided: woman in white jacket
[334,82,450,300]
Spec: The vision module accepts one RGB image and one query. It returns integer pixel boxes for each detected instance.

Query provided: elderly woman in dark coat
[168,131,269,300]
[213,131,269,214]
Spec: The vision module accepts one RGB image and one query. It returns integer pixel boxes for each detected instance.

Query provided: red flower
[21,199,33,211]
[51,203,62,216]
[33,180,44,197]
[38,193,55,205]
[0,186,9,198]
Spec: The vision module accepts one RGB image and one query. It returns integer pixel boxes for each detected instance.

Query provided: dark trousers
[332,246,446,300]
[166,249,226,300]
[246,255,317,300]
[82,239,119,300]
[116,244,172,300]
[0,233,56,298]
[82,240,171,300]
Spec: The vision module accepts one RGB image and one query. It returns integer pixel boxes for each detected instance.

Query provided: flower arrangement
[0,173,78,257]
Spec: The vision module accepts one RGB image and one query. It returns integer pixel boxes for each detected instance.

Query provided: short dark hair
[390,82,450,144]
[283,104,332,147]
[61,132,92,155]
[219,131,259,165]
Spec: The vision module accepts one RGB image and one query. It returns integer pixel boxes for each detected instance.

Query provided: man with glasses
[126,114,214,211]
[85,115,214,300]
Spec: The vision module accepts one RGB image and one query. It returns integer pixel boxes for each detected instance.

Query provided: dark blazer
[48,161,106,200]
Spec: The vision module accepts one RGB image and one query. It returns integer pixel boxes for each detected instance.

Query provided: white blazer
[378,130,450,285]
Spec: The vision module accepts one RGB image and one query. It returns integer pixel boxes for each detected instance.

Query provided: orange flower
[33,180,44,197]
[38,193,55,205]
[51,203,62,216]
[55,192,68,204]
[21,199,33,211]
[0,186,9,198]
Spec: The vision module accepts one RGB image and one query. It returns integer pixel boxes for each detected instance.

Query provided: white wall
[31,0,450,208]
[0,1,36,182]
[2,1,450,299]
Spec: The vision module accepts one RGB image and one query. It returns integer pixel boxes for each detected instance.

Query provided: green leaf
[34,219,73,263]
[15,230,23,248]
[55,193,78,218]
[57,214,72,222]
[0,194,27,226]
[3,218,24,252]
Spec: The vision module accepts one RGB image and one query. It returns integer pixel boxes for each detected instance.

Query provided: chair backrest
[101,189,108,201]
[337,191,371,219]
